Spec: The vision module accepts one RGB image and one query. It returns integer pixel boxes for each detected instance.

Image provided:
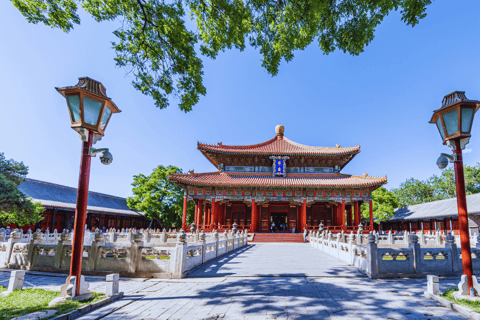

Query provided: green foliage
[0,286,104,320]
[11,0,432,111]
[391,177,437,208]
[361,187,398,222]
[0,153,44,226]
[127,165,194,228]
[392,163,480,208]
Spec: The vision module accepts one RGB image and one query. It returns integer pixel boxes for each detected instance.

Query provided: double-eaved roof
[171,125,387,191]
[391,193,480,221]
[198,136,360,156]
[169,171,387,189]
[19,178,143,216]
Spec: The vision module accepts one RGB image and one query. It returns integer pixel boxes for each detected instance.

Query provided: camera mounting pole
[89,147,109,157]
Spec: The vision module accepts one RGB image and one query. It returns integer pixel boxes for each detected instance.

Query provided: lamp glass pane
[83,97,103,126]
[436,118,445,140]
[461,108,474,133]
[100,107,112,130]
[67,95,81,123]
[442,109,458,136]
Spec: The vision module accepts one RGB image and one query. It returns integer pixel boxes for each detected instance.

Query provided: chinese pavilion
[169,125,387,233]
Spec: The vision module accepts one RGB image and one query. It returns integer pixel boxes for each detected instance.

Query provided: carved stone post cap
[409,234,419,243]
[177,229,186,243]
[132,232,143,243]
[199,231,206,241]
[190,223,197,233]
[367,234,376,243]
[446,233,455,244]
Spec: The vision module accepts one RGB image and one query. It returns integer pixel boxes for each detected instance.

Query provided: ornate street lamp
[430,91,480,295]
[56,77,121,298]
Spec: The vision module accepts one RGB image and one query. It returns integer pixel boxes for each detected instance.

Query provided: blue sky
[1,1,480,198]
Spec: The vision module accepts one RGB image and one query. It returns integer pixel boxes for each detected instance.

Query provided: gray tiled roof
[19,178,143,216]
[391,193,480,221]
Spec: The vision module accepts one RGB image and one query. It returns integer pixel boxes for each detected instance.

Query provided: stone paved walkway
[187,244,364,278]
[0,243,472,319]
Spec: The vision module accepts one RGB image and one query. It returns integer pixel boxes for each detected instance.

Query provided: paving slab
[186,243,364,278]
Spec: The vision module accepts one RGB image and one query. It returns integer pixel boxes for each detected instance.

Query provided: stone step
[251,233,305,243]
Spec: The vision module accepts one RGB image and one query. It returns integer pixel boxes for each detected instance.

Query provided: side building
[169,125,387,233]
[382,193,480,236]
[11,178,153,232]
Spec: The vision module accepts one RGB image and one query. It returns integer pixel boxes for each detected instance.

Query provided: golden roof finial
[188,170,195,175]
[362,173,368,179]
[336,144,341,148]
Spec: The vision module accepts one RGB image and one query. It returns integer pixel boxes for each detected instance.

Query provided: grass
[441,287,480,313]
[0,286,105,320]
[145,256,170,260]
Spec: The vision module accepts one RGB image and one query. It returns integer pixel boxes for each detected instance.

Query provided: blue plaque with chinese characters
[270,156,289,177]
[275,159,284,174]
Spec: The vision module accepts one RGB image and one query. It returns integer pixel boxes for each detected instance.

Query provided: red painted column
[347,206,352,226]
[182,197,187,230]
[211,198,216,231]
[251,199,257,232]
[199,200,204,228]
[204,205,210,228]
[70,130,93,295]
[194,201,198,225]
[341,200,346,231]
[454,138,474,291]
[369,199,374,231]
[302,199,307,232]
[354,201,360,226]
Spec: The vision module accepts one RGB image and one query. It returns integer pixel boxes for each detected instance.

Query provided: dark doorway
[270,212,288,232]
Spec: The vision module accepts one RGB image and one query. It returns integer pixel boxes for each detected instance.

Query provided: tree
[392,163,480,208]
[360,187,398,222]
[127,165,194,228]
[11,0,432,111]
[0,152,44,226]
[391,178,437,208]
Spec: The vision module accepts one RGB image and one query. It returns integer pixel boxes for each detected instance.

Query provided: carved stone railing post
[199,231,206,263]
[0,228,6,242]
[446,232,460,273]
[408,234,422,275]
[162,228,167,244]
[88,231,105,271]
[232,222,238,235]
[366,234,378,278]
[54,229,70,269]
[130,232,144,273]
[213,230,219,258]
[172,229,187,278]
[5,229,21,266]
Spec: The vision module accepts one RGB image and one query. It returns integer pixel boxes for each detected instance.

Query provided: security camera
[436,155,449,169]
[100,150,113,165]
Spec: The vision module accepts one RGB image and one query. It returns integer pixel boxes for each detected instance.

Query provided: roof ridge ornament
[275,125,284,139]
[362,173,368,179]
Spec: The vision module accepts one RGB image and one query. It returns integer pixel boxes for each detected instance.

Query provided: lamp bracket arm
[440,153,459,162]
[89,147,109,157]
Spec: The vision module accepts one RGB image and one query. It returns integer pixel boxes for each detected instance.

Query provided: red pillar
[369,199,374,231]
[198,200,203,228]
[182,197,187,230]
[301,199,307,232]
[211,198,216,230]
[354,201,360,226]
[454,138,474,290]
[251,199,257,232]
[70,130,93,295]
[347,206,352,227]
[204,205,210,229]
[341,200,346,231]
[194,201,198,225]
